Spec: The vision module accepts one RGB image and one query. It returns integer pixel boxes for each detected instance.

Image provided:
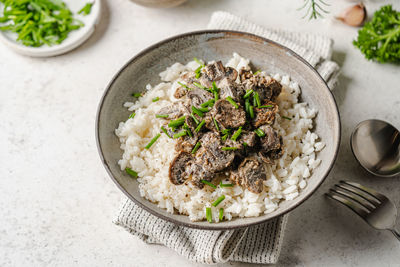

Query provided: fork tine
[330,188,375,211]
[336,182,381,207]
[340,180,387,202]
[326,191,369,218]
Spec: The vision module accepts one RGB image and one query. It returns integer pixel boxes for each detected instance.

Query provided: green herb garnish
[212,195,225,207]
[161,126,171,138]
[212,82,219,102]
[125,167,138,178]
[201,180,217,189]
[190,113,200,125]
[253,70,261,75]
[145,133,161,149]
[231,126,242,141]
[78,2,93,16]
[183,123,193,137]
[173,131,187,139]
[254,128,265,137]
[220,182,234,188]
[222,147,238,151]
[129,112,136,119]
[132,92,143,98]
[245,99,250,114]
[298,0,330,20]
[152,97,159,102]
[243,89,254,99]
[168,116,186,128]
[177,82,192,90]
[353,5,400,64]
[193,82,207,90]
[226,96,239,109]
[191,106,204,117]
[259,105,274,108]
[0,0,84,47]
[194,119,205,133]
[282,116,292,120]
[156,114,169,118]
[254,92,261,107]
[206,207,212,223]
[193,57,205,67]
[194,66,202,79]
[192,142,201,154]
[249,105,254,119]
[212,117,220,132]
[219,208,224,221]
[200,99,214,108]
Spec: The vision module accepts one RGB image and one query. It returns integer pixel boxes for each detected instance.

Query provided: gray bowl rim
[95,29,341,230]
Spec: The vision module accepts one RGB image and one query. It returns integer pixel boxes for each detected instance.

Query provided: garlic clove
[336,3,367,27]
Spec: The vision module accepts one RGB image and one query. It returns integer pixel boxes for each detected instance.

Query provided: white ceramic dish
[0,0,101,57]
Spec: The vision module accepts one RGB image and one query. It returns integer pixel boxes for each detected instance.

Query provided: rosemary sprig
[298,0,330,20]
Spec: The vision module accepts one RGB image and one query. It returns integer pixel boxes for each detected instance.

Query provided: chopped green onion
[243,142,248,147]
[197,107,209,113]
[254,128,265,137]
[78,2,93,16]
[183,123,193,137]
[200,99,215,108]
[231,127,242,141]
[194,57,205,67]
[221,129,231,135]
[177,82,192,90]
[249,105,254,119]
[221,134,229,141]
[226,96,239,109]
[168,116,186,128]
[192,142,201,154]
[254,70,261,75]
[156,114,169,118]
[254,92,261,107]
[129,112,136,119]
[212,195,225,207]
[201,180,217,189]
[194,120,205,133]
[206,207,213,223]
[220,182,234,188]
[161,126,171,138]
[125,167,138,178]
[190,113,200,125]
[222,147,238,151]
[132,92,142,98]
[259,105,274,108]
[195,66,202,79]
[193,82,207,90]
[212,82,219,102]
[152,97,159,102]
[219,208,224,221]
[213,117,220,132]
[282,116,292,120]
[173,131,187,139]
[145,133,161,149]
[192,106,204,117]
[243,89,254,99]
[245,99,250,114]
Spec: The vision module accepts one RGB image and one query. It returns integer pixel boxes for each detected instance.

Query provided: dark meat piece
[241,131,257,147]
[252,101,279,127]
[174,72,197,98]
[157,101,189,119]
[230,156,266,193]
[169,151,193,185]
[257,125,283,163]
[212,99,246,129]
[217,77,245,101]
[175,135,198,153]
[188,163,216,188]
[187,88,213,108]
[239,70,282,102]
[194,132,235,173]
[199,62,239,88]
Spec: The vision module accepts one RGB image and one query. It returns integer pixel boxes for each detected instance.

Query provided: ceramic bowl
[96,30,341,230]
[129,0,187,8]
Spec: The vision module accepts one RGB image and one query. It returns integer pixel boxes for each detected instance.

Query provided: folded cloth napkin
[114,11,340,265]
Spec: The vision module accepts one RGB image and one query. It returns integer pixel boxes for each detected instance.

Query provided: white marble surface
[1,0,399,266]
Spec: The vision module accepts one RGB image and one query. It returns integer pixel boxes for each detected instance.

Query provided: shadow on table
[331,50,351,110]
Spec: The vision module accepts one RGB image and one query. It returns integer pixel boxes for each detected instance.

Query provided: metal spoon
[351,119,400,177]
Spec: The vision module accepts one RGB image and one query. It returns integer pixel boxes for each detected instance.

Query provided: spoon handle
[390,229,400,242]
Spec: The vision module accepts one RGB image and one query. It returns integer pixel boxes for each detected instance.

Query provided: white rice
[115,53,325,222]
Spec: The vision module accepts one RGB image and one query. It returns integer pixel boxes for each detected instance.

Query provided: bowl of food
[96,30,340,230]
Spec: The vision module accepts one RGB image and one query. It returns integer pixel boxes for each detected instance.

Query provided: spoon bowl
[351,119,400,177]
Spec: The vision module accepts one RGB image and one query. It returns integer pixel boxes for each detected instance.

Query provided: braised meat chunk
[231,157,267,193]
[212,99,246,129]
[169,151,193,185]
[252,101,279,127]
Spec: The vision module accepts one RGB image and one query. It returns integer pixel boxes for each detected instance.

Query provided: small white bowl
[0,0,101,57]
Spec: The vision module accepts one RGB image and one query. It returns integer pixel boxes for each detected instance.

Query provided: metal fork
[326,180,400,241]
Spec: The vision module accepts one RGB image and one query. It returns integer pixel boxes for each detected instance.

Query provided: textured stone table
[1,0,399,266]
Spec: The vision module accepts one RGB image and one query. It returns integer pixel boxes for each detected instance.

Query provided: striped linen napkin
[114,11,340,265]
